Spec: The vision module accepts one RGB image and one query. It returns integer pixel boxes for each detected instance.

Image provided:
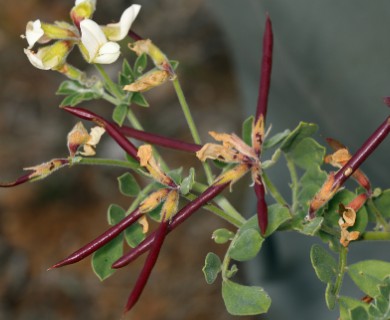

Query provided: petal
[80,19,108,62]
[75,0,96,7]
[24,48,47,69]
[104,4,141,41]
[93,41,120,64]
[25,20,44,49]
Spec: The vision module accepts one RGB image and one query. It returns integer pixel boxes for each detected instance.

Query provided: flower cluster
[23,0,141,79]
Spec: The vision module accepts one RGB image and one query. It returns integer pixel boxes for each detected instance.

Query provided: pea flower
[67,121,105,157]
[79,19,121,64]
[22,1,141,76]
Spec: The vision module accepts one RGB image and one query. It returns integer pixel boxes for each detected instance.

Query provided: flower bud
[70,0,96,27]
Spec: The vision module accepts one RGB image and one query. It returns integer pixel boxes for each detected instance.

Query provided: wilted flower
[338,204,360,247]
[67,121,105,157]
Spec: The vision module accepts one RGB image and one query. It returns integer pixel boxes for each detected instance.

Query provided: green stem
[102,92,120,105]
[72,157,140,170]
[262,171,288,206]
[127,109,144,131]
[366,198,390,232]
[361,231,390,241]
[185,193,244,228]
[192,182,246,226]
[95,64,123,99]
[334,246,348,299]
[285,154,299,213]
[320,224,340,238]
[172,78,214,185]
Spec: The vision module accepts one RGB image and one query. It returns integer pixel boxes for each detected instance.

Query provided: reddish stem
[332,116,390,191]
[255,14,273,122]
[124,219,169,314]
[255,181,268,235]
[62,106,139,161]
[0,173,33,187]
[119,126,201,153]
[112,183,228,269]
[252,15,273,236]
[48,209,142,269]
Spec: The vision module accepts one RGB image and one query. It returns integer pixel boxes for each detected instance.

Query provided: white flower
[25,20,45,49]
[80,19,120,64]
[24,41,71,70]
[102,4,141,41]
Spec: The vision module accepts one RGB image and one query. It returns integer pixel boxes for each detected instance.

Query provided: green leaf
[339,296,369,320]
[369,278,390,319]
[373,189,390,219]
[265,204,292,236]
[169,60,179,71]
[57,80,103,107]
[131,92,149,107]
[289,137,325,169]
[107,204,126,225]
[212,228,235,244]
[228,229,263,262]
[148,202,164,222]
[263,129,291,150]
[112,104,128,126]
[350,307,369,320]
[310,244,338,283]
[222,280,271,316]
[242,116,254,146]
[280,122,318,153]
[238,204,291,236]
[180,168,195,195]
[92,234,123,281]
[121,59,134,79]
[124,222,146,248]
[225,264,238,279]
[202,252,222,284]
[298,217,324,236]
[167,167,182,185]
[325,282,336,310]
[348,260,390,297]
[117,172,140,197]
[134,53,148,76]
[297,164,328,213]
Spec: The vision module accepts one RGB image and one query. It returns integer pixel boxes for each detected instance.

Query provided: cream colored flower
[25,20,45,48]
[80,19,120,64]
[24,41,71,70]
[102,4,141,41]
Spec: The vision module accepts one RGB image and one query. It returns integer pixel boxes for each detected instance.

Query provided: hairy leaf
[222,280,271,315]
[202,252,222,284]
[348,260,390,297]
[228,229,263,261]
[310,244,338,283]
[117,172,140,197]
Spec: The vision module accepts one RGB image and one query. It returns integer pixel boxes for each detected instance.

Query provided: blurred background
[1,0,390,319]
